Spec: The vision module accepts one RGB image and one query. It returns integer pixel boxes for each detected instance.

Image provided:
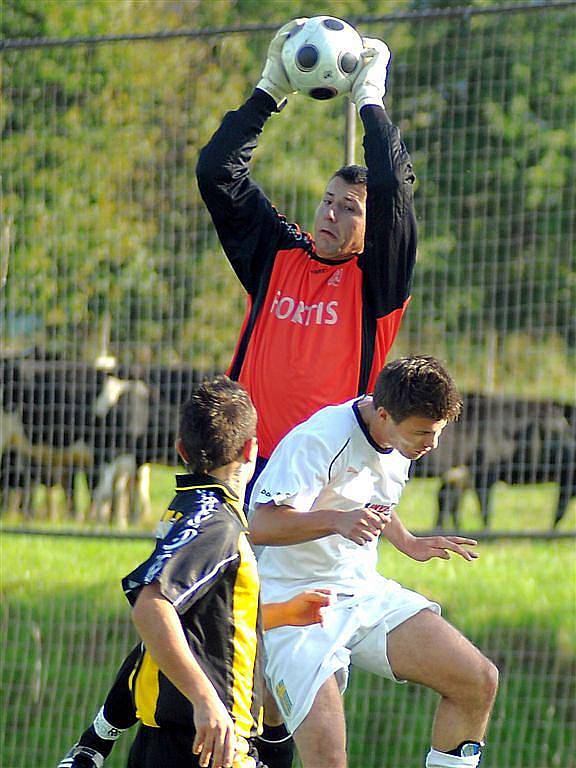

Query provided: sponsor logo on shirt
[366,502,394,518]
[270,290,338,326]
[327,268,344,287]
[258,488,292,501]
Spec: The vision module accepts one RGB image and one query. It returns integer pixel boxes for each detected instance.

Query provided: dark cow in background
[1,353,212,526]
[414,394,576,529]
[118,363,207,468]
[0,353,151,526]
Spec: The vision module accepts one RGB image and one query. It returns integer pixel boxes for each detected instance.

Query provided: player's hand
[282,589,333,626]
[257,18,308,106]
[403,535,479,562]
[350,37,391,113]
[192,692,236,768]
[334,507,387,545]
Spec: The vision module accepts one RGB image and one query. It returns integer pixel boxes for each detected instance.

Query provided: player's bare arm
[250,502,386,546]
[131,581,236,768]
[382,509,479,562]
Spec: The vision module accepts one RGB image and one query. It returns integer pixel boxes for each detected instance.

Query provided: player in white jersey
[250,357,498,768]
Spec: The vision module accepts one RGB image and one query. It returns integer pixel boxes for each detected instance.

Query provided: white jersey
[250,397,411,602]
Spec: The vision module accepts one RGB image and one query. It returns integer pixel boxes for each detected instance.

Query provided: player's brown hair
[179,376,257,473]
[373,356,462,423]
[332,164,368,186]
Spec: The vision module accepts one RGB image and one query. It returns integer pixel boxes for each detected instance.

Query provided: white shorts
[263,580,440,733]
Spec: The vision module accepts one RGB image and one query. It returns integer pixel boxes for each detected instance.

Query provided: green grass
[3,464,576,533]
[379,539,575,645]
[1,481,575,767]
[3,534,574,646]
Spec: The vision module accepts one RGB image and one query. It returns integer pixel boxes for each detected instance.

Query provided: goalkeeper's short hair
[332,164,368,186]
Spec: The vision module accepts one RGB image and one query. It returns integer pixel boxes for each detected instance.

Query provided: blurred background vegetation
[1,5,575,766]
[2,0,575,397]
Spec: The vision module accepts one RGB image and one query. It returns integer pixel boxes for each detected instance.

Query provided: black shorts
[127,724,267,768]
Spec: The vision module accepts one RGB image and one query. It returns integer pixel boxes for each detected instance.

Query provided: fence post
[344,97,356,165]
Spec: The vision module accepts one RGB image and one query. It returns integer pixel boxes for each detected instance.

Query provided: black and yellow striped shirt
[122,473,263,740]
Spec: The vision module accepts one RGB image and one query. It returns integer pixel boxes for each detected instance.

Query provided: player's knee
[462,656,499,712]
[479,657,499,707]
[310,742,347,768]
[292,727,346,768]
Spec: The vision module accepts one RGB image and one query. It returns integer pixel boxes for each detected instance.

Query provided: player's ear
[175,437,190,464]
[377,406,391,422]
[242,436,258,464]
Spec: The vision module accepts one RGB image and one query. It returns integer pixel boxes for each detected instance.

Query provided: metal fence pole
[344,97,356,165]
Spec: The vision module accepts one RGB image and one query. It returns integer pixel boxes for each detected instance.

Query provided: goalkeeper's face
[313,177,367,260]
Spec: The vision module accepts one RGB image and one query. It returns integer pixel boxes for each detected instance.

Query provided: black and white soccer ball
[281,16,364,100]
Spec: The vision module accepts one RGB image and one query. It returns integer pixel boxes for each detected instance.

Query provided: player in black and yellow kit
[59,377,329,768]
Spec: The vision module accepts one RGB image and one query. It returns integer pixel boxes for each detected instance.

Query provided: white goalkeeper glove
[351,37,391,114]
[257,18,308,108]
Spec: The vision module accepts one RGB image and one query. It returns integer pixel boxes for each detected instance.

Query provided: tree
[2,0,574,394]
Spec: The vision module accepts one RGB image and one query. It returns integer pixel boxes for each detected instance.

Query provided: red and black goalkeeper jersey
[197,90,417,458]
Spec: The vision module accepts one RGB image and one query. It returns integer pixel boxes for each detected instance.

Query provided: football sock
[255,723,295,768]
[425,741,483,767]
[77,645,141,759]
[77,708,129,759]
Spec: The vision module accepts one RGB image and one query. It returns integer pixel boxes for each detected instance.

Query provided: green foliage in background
[2,0,575,391]
[392,6,576,350]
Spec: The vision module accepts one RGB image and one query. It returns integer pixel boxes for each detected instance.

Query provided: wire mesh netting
[2,534,575,768]
[1,3,575,767]
[1,3,574,531]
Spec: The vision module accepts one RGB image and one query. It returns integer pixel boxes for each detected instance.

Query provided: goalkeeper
[58,20,416,768]
[196,20,416,499]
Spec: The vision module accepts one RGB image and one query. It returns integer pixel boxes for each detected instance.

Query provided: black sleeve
[122,513,239,614]
[196,89,311,295]
[358,105,417,318]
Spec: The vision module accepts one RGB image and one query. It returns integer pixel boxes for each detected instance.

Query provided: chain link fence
[2,2,575,532]
[1,4,575,765]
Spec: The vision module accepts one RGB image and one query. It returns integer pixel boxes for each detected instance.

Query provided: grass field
[1,480,575,767]
[4,464,576,534]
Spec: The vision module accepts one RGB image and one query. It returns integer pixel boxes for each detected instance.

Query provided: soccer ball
[281,16,364,100]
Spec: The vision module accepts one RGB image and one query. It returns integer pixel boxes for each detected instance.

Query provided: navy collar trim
[352,398,394,454]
